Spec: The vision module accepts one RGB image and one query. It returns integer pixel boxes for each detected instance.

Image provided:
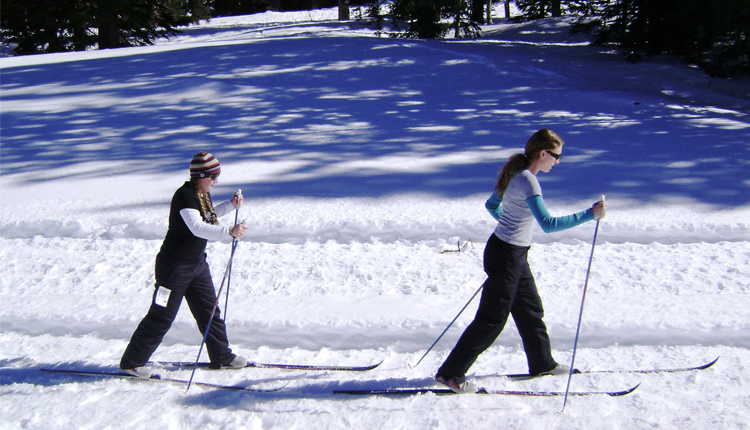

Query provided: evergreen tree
[1,0,96,54]
[363,0,387,32]
[511,0,748,76]
[515,0,563,19]
[1,0,210,54]
[97,0,210,49]
[388,0,481,38]
[213,0,272,15]
[570,0,749,76]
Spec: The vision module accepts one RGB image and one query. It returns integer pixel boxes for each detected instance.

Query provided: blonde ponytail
[495,153,530,195]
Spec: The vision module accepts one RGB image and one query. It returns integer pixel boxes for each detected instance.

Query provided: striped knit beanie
[190,152,221,178]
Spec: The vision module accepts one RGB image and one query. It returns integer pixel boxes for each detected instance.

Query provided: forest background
[2,0,749,77]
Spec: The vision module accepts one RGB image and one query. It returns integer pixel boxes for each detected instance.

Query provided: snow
[2,6,750,430]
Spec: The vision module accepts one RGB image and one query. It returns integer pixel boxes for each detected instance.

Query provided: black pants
[120,254,235,369]
[437,234,557,379]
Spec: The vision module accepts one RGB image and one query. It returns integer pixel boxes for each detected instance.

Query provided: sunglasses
[546,150,561,160]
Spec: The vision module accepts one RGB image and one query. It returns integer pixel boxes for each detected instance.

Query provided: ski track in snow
[2,7,750,430]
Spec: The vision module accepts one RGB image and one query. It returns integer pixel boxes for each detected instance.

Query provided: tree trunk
[485,0,492,24]
[504,0,511,18]
[453,0,461,37]
[97,0,118,49]
[71,10,89,51]
[338,0,350,20]
[552,0,561,17]
[470,0,484,23]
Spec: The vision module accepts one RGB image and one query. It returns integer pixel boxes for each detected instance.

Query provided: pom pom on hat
[190,152,221,178]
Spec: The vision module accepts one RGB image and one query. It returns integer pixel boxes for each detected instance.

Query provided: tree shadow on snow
[0,359,313,391]
[0,360,115,388]
[2,22,749,205]
[177,376,445,408]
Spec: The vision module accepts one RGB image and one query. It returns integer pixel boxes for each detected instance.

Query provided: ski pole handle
[233,189,243,209]
[594,195,606,220]
[233,189,242,223]
[230,189,243,242]
[231,220,247,243]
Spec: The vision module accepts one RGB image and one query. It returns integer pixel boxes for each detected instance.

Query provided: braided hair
[189,178,219,225]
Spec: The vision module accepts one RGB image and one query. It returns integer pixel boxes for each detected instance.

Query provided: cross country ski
[151,359,384,372]
[499,357,719,381]
[39,368,287,392]
[334,383,640,397]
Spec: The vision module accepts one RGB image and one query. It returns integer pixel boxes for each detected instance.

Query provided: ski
[335,383,639,397]
[152,359,384,372]
[40,368,286,392]
[501,357,719,381]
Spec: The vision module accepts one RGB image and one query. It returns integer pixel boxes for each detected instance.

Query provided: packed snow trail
[2,8,750,430]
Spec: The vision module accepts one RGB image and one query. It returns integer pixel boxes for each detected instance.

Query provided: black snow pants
[120,254,235,369]
[437,233,557,379]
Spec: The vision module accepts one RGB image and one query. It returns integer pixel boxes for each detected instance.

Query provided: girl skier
[120,152,248,377]
[435,129,606,392]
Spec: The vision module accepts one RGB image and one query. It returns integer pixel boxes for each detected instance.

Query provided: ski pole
[560,195,605,412]
[187,225,240,391]
[224,189,241,321]
[410,283,483,369]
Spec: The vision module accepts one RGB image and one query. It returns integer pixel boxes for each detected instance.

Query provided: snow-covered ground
[2,7,750,430]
